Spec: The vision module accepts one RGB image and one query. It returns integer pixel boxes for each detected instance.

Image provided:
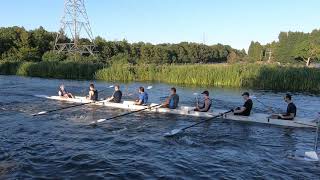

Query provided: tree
[30,26,55,55]
[0,26,246,64]
[294,33,320,66]
[248,41,263,62]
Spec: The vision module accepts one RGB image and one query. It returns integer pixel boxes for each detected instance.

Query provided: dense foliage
[0,26,245,64]
[2,26,320,65]
[248,30,320,65]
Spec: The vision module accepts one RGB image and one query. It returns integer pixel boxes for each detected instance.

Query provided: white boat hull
[34,95,317,128]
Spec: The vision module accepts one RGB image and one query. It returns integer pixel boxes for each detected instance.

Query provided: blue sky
[1,0,319,50]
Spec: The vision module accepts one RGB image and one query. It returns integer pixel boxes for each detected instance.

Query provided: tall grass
[96,63,320,92]
[1,60,319,92]
[0,61,21,75]
[0,61,104,80]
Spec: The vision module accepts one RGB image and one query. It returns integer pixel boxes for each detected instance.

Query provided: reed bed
[1,60,319,92]
[96,63,320,92]
[0,61,104,80]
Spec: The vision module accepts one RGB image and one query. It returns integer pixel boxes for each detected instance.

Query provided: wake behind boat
[33,95,317,128]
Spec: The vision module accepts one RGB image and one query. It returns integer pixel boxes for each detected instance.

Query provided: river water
[0,75,320,179]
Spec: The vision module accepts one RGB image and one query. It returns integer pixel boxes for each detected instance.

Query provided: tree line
[248,29,320,66]
[2,26,319,66]
[0,26,246,64]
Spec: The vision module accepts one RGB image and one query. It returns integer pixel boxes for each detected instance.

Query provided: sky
[0,0,319,50]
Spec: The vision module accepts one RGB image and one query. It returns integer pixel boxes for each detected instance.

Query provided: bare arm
[164,97,170,105]
[234,107,246,113]
[280,113,295,119]
[87,91,94,100]
[135,99,143,105]
[107,96,114,101]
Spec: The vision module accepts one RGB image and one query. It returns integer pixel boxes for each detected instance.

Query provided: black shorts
[277,116,294,120]
[234,113,250,116]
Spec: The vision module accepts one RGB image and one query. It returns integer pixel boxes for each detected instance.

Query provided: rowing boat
[34,95,317,128]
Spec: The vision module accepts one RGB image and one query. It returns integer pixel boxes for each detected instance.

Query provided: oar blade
[89,118,106,125]
[32,111,47,116]
[164,128,183,137]
[304,151,319,161]
[97,119,107,123]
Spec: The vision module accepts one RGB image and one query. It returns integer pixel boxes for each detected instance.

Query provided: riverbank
[1,61,319,92]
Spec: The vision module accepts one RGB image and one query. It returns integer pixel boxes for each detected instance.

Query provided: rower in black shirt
[272,94,297,120]
[86,83,98,101]
[194,90,212,112]
[232,92,253,116]
[106,85,122,103]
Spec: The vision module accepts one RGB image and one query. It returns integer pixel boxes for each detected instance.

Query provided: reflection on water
[0,75,320,179]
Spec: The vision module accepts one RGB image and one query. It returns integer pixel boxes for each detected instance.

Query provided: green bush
[42,51,66,62]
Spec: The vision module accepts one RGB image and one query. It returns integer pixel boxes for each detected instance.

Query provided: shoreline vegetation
[1,60,319,93]
[0,26,320,93]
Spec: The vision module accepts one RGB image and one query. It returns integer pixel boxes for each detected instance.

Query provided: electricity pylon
[54,0,95,55]
[266,49,272,62]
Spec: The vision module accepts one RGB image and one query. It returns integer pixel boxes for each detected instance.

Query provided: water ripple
[1,75,320,179]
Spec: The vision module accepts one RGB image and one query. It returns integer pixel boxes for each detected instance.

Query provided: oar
[251,96,275,113]
[123,85,153,97]
[32,85,115,116]
[89,104,162,126]
[303,113,320,161]
[164,110,233,137]
[31,102,95,116]
[193,92,200,107]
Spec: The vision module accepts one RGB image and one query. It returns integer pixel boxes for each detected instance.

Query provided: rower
[86,83,98,101]
[135,87,148,105]
[272,94,297,120]
[232,92,253,116]
[58,84,74,99]
[162,87,179,109]
[106,85,122,103]
[194,91,211,112]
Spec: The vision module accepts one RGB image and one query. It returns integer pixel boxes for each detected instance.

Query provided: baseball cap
[201,91,209,96]
[242,92,250,96]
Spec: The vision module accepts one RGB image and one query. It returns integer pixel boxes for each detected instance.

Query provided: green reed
[0,61,104,80]
[1,60,319,92]
[96,63,320,92]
